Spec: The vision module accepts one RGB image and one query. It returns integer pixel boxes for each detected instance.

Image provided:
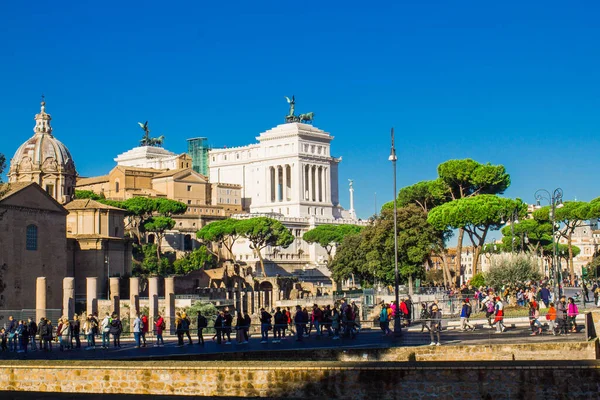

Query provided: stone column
[269,166,274,203]
[36,277,47,322]
[129,277,140,330]
[324,167,329,203]
[62,277,75,321]
[308,165,314,202]
[275,165,281,201]
[86,277,98,317]
[109,277,120,316]
[148,276,159,333]
[165,277,175,334]
[283,165,288,201]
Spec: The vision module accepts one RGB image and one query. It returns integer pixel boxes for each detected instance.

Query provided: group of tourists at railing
[0,299,366,354]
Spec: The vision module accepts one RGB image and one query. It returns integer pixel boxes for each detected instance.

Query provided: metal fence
[0,309,62,330]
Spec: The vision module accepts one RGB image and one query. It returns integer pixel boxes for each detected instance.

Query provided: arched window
[115,180,120,193]
[26,225,38,251]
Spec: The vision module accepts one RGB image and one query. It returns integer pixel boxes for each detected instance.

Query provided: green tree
[185,301,219,330]
[436,159,510,280]
[74,190,106,200]
[535,201,598,283]
[500,218,553,255]
[144,216,176,260]
[393,179,454,286]
[428,195,524,274]
[486,254,542,290]
[173,246,216,275]
[470,272,486,288]
[236,217,294,277]
[332,204,437,286]
[139,244,172,276]
[155,198,188,217]
[303,224,363,266]
[330,233,366,283]
[196,218,241,262]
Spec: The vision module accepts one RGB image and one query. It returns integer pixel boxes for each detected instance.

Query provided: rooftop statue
[138,121,165,147]
[284,96,314,124]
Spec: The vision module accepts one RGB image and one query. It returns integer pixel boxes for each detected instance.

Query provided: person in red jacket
[155,314,165,347]
[400,300,409,326]
[141,314,149,347]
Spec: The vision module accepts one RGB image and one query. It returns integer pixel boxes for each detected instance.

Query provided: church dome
[8,100,77,204]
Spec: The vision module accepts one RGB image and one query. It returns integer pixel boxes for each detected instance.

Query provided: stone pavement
[0,320,585,362]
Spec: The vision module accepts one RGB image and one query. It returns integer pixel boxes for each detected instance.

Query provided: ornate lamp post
[534,188,564,301]
[389,128,401,337]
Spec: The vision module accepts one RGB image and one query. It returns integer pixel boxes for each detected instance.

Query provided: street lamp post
[535,188,564,302]
[389,127,401,337]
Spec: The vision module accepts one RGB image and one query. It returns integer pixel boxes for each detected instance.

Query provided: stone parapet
[0,361,599,398]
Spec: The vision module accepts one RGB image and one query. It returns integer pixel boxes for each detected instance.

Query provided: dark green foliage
[74,190,105,200]
[303,224,363,265]
[173,246,216,275]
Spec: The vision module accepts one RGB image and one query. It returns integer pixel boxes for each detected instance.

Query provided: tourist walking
[213,312,223,344]
[133,313,142,348]
[429,304,442,346]
[294,305,307,342]
[242,312,251,343]
[196,311,207,345]
[492,297,505,333]
[556,296,568,335]
[529,301,542,336]
[379,303,391,335]
[71,315,81,349]
[259,308,272,343]
[109,313,122,348]
[27,317,38,351]
[546,302,557,335]
[460,298,474,331]
[175,312,184,346]
[155,314,165,347]
[141,314,149,347]
[274,307,286,343]
[223,309,233,344]
[567,297,579,333]
[83,315,95,349]
[7,316,16,352]
[235,312,245,344]
[331,307,341,340]
[419,303,430,333]
[181,312,193,345]
[59,317,71,351]
[101,313,111,349]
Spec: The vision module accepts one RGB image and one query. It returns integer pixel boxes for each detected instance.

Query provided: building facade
[209,122,347,219]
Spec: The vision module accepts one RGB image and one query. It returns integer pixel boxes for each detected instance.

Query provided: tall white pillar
[318,166,323,202]
[268,166,274,203]
[109,277,120,316]
[130,277,140,331]
[149,276,159,332]
[324,167,329,203]
[276,165,282,201]
[36,277,47,322]
[62,277,75,321]
[308,165,314,202]
[86,277,98,317]
[165,277,175,334]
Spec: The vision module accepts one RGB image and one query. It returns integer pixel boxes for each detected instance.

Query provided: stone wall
[0,361,599,398]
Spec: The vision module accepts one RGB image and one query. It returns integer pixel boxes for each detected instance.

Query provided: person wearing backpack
[109,313,122,348]
[485,298,495,328]
[460,298,475,331]
[181,312,193,345]
[196,311,207,345]
[259,308,272,343]
[154,314,165,347]
[379,303,391,336]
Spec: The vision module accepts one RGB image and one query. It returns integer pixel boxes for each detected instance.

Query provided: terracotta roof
[77,175,109,186]
[0,182,36,200]
[153,168,209,181]
[65,198,125,211]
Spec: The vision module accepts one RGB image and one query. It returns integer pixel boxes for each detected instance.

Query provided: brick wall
[0,362,599,398]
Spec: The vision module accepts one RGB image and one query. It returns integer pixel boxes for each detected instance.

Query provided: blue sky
[1,1,599,219]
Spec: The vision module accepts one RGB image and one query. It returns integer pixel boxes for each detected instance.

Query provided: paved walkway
[0,320,585,361]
